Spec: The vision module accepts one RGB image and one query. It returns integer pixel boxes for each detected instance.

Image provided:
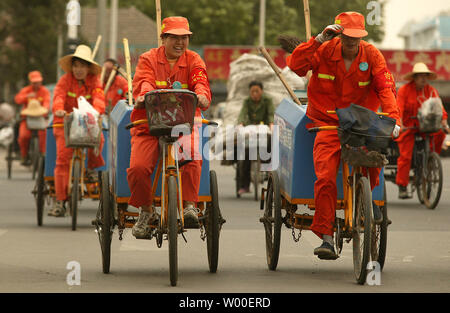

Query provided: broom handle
[156,0,162,47]
[123,38,133,106]
[258,47,302,106]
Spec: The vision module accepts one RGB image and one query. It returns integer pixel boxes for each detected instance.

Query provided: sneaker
[48,200,66,217]
[372,202,383,224]
[314,241,338,260]
[132,210,158,239]
[398,185,408,199]
[20,156,31,166]
[183,205,199,228]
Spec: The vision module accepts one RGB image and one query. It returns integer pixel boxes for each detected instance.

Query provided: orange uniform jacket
[14,85,51,157]
[131,46,211,126]
[127,46,211,208]
[52,73,105,123]
[104,74,129,109]
[287,37,400,239]
[52,73,105,201]
[395,82,447,186]
[397,81,447,128]
[287,37,400,125]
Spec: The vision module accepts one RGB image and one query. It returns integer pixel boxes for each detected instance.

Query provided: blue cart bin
[108,100,211,204]
[273,98,384,204]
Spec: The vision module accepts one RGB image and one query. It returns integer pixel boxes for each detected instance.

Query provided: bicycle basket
[26,116,48,130]
[341,144,388,168]
[417,97,443,133]
[144,89,197,137]
[336,103,396,151]
[64,112,102,148]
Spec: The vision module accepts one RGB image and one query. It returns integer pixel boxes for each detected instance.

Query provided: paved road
[0,148,449,293]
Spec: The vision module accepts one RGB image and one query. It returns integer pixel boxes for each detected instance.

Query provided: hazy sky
[380,0,450,49]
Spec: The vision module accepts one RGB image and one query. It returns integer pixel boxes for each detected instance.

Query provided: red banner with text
[204,46,450,82]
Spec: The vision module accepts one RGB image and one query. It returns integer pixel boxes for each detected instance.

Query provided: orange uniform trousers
[127,125,202,208]
[311,130,380,238]
[18,120,46,158]
[395,129,446,187]
[53,127,105,201]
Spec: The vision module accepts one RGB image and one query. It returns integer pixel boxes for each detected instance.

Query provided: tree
[81,0,385,45]
[0,0,66,100]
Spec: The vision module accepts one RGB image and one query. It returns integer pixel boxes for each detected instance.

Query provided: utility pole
[109,0,118,60]
[259,0,266,47]
[97,0,107,63]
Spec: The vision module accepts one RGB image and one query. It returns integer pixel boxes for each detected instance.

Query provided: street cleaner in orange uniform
[287,12,400,259]
[102,58,129,112]
[127,16,211,238]
[396,62,449,199]
[14,71,50,165]
[49,45,106,217]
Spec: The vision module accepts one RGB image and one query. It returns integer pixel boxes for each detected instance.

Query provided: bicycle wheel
[97,171,113,273]
[206,170,220,273]
[421,152,443,210]
[35,155,46,226]
[252,160,261,201]
[371,181,388,271]
[353,176,373,285]
[6,143,13,179]
[262,171,282,271]
[31,136,39,180]
[70,159,81,231]
[168,176,178,286]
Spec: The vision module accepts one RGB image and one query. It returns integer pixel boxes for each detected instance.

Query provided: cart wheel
[371,181,388,271]
[206,170,220,273]
[98,171,113,274]
[31,136,39,180]
[353,176,373,285]
[6,143,13,179]
[252,160,261,201]
[262,171,282,271]
[70,159,81,231]
[168,176,178,286]
[35,155,46,226]
[421,152,443,210]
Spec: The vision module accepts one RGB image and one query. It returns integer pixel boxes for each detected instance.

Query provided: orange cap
[28,71,43,83]
[334,12,368,38]
[161,16,192,36]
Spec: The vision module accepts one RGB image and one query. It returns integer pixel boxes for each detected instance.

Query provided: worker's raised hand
[197,94,209,109]
[134,95,145,109]
[315,24,344,44]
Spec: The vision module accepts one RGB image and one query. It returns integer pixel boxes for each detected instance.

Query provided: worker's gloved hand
[315,24,344,44]
[392,125,401,138]
[197,94,209,109]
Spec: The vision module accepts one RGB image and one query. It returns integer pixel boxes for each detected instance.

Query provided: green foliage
[81,0,385,45]
[0,0,66,89]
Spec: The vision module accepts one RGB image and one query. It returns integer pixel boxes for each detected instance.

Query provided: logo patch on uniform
[359,62,368,71]
[172,81,182,89]
[117,89,123,95]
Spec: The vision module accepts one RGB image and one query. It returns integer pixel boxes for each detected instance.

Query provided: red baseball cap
[161,16,192,36]
[28,71,43,83]
[334,12,368,38]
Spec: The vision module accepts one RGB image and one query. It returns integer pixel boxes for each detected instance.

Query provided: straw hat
[21,99,48,117]
[404,62,437,81]
[58,45,102,75]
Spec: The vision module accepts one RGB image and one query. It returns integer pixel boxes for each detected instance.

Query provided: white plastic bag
[418,97,443,133]
[0,125,13,147]
[67,97,101,145]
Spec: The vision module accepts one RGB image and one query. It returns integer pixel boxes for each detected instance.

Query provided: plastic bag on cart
[67,96,100,146]
[0,124,13,147]
[417,97,443,133]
